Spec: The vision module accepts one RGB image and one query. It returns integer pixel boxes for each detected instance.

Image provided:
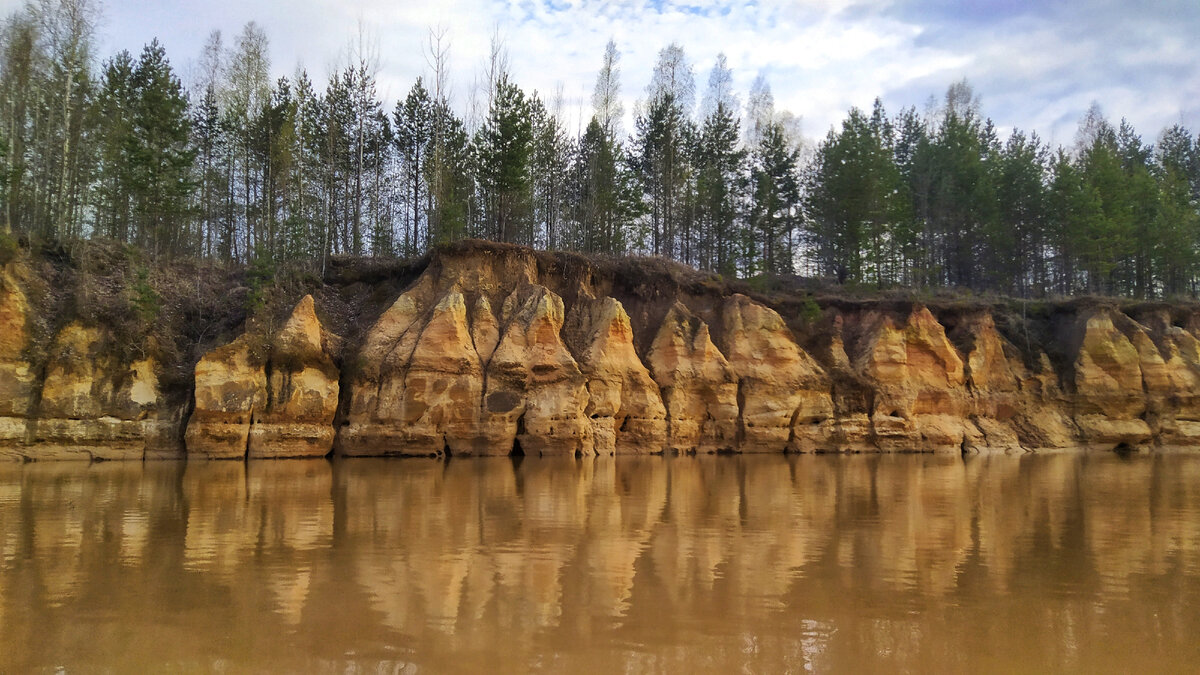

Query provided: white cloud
[91,0,1200,147]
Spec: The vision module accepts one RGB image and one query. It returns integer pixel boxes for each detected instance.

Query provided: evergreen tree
[393,78,432,255]
[286,68,323,263]
[191,84,226,259]
[749,120,801,275]
[911,87,997,289]
[807,103,906,285]
[571,117,623,254]
[426,98,472,244]
[92,50,135,243]
[476,74,533,244]
[992,130,1049,295]
[1072,113,1138,294]
[530,94,570,249]
[1155,125,1200,295]
[635,92,691,258]
[0,25,1194,300]
[695,99,744,275]
[127,39,194,258]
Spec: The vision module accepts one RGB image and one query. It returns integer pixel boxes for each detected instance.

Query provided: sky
[8,0,1199,148]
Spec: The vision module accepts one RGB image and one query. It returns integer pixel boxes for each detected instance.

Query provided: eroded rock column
[646,303,738,453]
[566,296,667,454]
[715,294,832,453]
[186,295,339,458]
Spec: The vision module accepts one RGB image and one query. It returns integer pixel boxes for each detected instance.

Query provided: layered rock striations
[565,295,667,454]
[5,243,1200,460]
[0,269,36,456]
[186,295,339,459]
[0,269,184,460]
[645,302,738,454]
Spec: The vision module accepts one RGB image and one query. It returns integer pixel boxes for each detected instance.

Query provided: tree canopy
[2,3,1199,299]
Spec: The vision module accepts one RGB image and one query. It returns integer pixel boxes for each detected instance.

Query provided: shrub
[131,266,160,324]
[0,231,18,266]
[800,297,822,324]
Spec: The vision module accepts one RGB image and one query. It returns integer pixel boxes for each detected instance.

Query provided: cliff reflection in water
[2,454,1200,672]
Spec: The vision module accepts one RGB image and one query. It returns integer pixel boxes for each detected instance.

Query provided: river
[1,453,1198,673]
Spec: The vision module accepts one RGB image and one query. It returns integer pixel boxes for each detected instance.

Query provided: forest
[2,0,1199,299]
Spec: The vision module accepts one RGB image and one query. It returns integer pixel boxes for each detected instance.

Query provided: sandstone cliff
[0,267,183,460]
[186,295,339,458]
[5,241,1200,460]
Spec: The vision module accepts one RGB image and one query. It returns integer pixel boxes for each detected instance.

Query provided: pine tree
[695,101,744,275]
[127,39,194,258]
[426,98,472,244]
[806,103,906,285]
[1072,112,1139,294]
[572,117,624,254]
[992,130,1049,295]
[293,69,329,265]
[191,84,225,258]
[749,120,800,275]
[635,93,691,258]
[394,78,432,255]
[912,87,997,290]
[254,76,296,261]
[476,74,533,244]
[93,50,135,243]
[1155,125,1200,295]
[529,94,570,249]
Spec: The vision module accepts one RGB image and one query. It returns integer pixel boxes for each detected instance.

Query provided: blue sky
[9,0,1197,147]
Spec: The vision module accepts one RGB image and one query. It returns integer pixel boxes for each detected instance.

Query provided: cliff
[3,240,1200,460]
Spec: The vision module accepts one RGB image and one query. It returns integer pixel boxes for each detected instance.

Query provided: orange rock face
[645,303,739,453]
[565,296,667,454]
[0,267,184,461]
[33,324,179,460]
[0,269,35,455]
[186,295,339,459]
[1071,310,1153,448]
[329,254,1200,457]
[838,307,979,452]
[250,295,340,458]
[715,295,831,452]
[11,245,1200,460]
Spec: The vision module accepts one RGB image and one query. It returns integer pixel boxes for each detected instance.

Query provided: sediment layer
[3,242,1200,459]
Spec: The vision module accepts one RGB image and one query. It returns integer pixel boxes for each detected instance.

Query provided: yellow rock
[339,281,429,455]
[1073,310,1145,419]
[845,307,974,452]
[715,294,831,452]
[185,334,266,458]
[566,296,666,454]
[646,303,738,453]
[0,269,34,421]
[20,321,180,460]
[187,295,338,459]
[486,285,590,456]
[249,295,339,458]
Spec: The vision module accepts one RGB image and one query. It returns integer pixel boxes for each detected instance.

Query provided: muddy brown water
[1,453,1198,673]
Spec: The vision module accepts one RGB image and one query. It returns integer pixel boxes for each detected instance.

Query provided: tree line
[2,0,1199,298]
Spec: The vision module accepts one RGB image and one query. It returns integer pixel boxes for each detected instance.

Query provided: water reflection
[1,453,1199,672]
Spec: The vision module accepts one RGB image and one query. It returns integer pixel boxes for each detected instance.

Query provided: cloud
[91,0,1200,147]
